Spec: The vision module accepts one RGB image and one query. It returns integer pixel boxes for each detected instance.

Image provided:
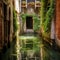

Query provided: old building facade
[14,0,20,34]
[0,0,13,51]
[20,0,40,33]
[0,0,60,52]
[56,0,60,46]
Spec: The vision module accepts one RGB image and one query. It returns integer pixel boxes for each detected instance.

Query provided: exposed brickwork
[56,0,60,40]
[55,0,60,46]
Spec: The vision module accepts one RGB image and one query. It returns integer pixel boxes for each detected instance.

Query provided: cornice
[3,0,10,5]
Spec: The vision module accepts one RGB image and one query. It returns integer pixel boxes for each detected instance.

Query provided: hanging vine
[20,13,40,32]
[43,0,55,32]
[13,8,18,33]
[41,0,55,32]
[40,0,55,40]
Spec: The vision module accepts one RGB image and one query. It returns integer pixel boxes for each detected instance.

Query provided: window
[26,16,33,29]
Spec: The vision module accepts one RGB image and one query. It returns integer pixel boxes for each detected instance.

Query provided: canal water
[0,33,60,60]
[19,33,41,60]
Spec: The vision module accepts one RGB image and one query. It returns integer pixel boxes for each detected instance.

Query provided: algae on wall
[13,8,18,40]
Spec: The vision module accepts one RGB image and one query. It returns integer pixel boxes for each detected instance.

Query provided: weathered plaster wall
[14,0,20,34]
[14,0,20,13]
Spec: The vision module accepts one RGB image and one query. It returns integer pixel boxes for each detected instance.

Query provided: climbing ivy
[33,16,40,31]
[21,14,40,32]
[40,0,55,37]
[40,0,55,42]
[13,8,18,33]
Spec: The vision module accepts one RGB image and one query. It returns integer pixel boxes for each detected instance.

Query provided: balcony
[35,1,41,7]
[28,2,35,7]
[21,1,26,8]
[21,1,41,8]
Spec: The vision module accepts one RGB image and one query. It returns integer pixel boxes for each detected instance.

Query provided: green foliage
[41,0,48,24]
[13,9,18,32]
[20,14,26,22]
[41,0,55,32]
[21,14,40,31]
[20,37,40,52]
[33,16,40,31]
[43,0,54,32]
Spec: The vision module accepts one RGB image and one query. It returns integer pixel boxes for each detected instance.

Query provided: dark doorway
[26,16,33,29]
[3,3,8,52]
[4,3,7,40]
[7,7,11,48]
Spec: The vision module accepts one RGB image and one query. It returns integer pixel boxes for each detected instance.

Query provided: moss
[13,8,18,33]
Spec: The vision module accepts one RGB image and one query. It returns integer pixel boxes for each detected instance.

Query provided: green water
[19,35,41,60]
[1,33,60,60]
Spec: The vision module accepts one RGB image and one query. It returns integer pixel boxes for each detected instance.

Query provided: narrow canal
[0,33,60,60]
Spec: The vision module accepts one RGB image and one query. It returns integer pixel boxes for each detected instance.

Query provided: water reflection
[1,34,60,60]
[20,35,41,60]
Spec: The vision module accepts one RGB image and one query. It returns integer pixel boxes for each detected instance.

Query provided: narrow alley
[0,33,60,60]
[0,0,60,60]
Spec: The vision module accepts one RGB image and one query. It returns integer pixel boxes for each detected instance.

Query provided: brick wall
[56,0,60,39]
[56,0,60,46]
